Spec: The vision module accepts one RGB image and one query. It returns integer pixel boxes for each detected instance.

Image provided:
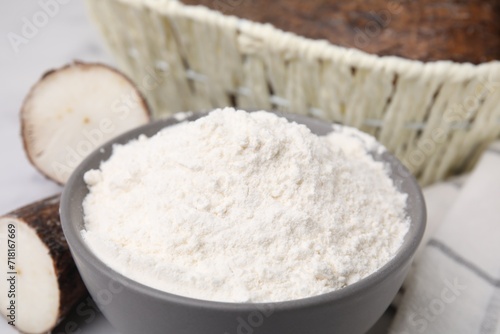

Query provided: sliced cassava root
[21,61,151,185]
[0,196,87,334]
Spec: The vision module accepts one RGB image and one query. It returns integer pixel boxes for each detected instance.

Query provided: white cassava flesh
[0,196,86,334]
[21,62,151,184]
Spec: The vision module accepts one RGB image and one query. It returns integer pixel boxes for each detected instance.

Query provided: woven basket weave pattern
[86,0,500,185]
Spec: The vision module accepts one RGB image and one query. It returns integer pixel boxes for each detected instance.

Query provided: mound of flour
[82,108,409,303]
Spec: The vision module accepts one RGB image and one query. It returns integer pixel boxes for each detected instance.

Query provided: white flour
[82,108,409,303]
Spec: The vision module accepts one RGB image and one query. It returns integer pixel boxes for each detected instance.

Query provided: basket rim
[109,0,500,83]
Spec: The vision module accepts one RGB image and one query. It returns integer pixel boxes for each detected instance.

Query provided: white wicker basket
[86,0,500,185]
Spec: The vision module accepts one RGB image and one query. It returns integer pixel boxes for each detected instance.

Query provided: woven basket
[86,0,500,185]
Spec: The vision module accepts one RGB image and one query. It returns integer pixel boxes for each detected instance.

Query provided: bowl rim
[60,110,426,312]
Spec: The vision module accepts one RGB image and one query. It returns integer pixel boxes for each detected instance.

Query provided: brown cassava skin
[183,0,500,64]
[1,195,87,328]
[20,61,152,185]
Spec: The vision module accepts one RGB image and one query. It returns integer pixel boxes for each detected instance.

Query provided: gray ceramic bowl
[61,112,426,334]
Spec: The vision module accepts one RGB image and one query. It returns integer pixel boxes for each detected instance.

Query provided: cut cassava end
[21,62,151,185]
[0,196,87,334]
